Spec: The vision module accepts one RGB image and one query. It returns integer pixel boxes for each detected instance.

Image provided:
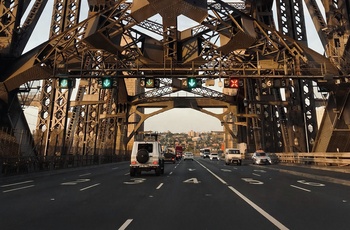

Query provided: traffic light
[140,78,160,88]
[101,76,112,88]
[187,78,202,88]
[58,77,74,89]
[225,77,240,88]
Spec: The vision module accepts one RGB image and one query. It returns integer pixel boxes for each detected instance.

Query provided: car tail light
[131,161,137,165]
[153,161,158,165]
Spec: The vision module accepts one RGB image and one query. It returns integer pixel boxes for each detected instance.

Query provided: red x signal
[229,78,239,88]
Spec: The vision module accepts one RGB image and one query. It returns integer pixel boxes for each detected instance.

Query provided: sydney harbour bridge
[1,0,350,160]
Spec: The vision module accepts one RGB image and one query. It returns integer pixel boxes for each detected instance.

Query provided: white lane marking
[169,172,173,175]
[124,178,146,185]
[297,180,325,187]
[112,167,119,170]
[61,178,90,185]
[79,173,91,177]
[156,183,164,190]
[196,161,227,185]
[80,183,100,191]
[183,178,201,184]
[3,185,35,193]
[228,186,289,230]
[252,173,261,177]
[221,169,232,172]
[1,180,34,188]
[290,185,311,192]
[197,161,288,230]
[119,219,133,230]
[242,178,264,185]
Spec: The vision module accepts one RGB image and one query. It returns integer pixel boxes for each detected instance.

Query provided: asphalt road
[1,158,350,230]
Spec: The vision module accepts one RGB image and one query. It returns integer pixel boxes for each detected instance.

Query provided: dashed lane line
[118,219,133,230]
[196,160,289,230]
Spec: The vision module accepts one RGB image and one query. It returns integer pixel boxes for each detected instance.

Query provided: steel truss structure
[1,0,350,157]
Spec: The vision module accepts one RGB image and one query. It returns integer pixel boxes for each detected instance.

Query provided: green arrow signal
[146,79,153,86]
[60,79,68,88]
[102,77,112,88]
[188,78,196,88]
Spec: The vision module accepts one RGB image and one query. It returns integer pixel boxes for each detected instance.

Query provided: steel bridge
[1,0,350,159]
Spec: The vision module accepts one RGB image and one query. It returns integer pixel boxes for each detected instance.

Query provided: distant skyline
[23,1,324,133]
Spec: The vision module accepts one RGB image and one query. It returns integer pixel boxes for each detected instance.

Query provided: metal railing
[0,154,130,176]
[276,152,350,166]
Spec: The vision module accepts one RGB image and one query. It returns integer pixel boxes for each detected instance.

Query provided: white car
[252,151,271,165]
[183,152,194,161]
[209,153,219,160]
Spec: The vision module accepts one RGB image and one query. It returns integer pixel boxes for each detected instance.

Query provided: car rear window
[138,143,153,152]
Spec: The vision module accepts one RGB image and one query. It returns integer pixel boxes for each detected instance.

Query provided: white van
[224,148,243,165]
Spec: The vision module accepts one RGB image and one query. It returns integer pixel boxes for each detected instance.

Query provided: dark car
[163,151,176,164]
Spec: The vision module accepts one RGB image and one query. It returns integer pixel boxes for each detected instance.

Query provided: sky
[23,0,324,133]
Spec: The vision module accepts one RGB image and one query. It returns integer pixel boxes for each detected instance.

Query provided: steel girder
[312,0,350,152]
[1,0,348,155]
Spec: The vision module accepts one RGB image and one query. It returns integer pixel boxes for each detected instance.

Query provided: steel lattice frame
[2,0,350,155]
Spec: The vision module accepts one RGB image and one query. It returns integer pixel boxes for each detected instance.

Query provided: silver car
[209,152,219,160]
[183,152,194,161]
[252,151,271,165]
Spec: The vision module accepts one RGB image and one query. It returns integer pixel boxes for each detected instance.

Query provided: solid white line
[79,173,91,177]
[196,161,228,185]
[3,185,35,193]
[228,186,289,230]
[119,219,133,230]
[196,160,288,230]
[156,183,163,190]
[80,183,100,191]
[1,180,34,188]
[290,185,311,192]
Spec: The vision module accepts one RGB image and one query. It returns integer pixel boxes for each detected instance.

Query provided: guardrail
[275,152,350,166]
[0,154,130,176]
